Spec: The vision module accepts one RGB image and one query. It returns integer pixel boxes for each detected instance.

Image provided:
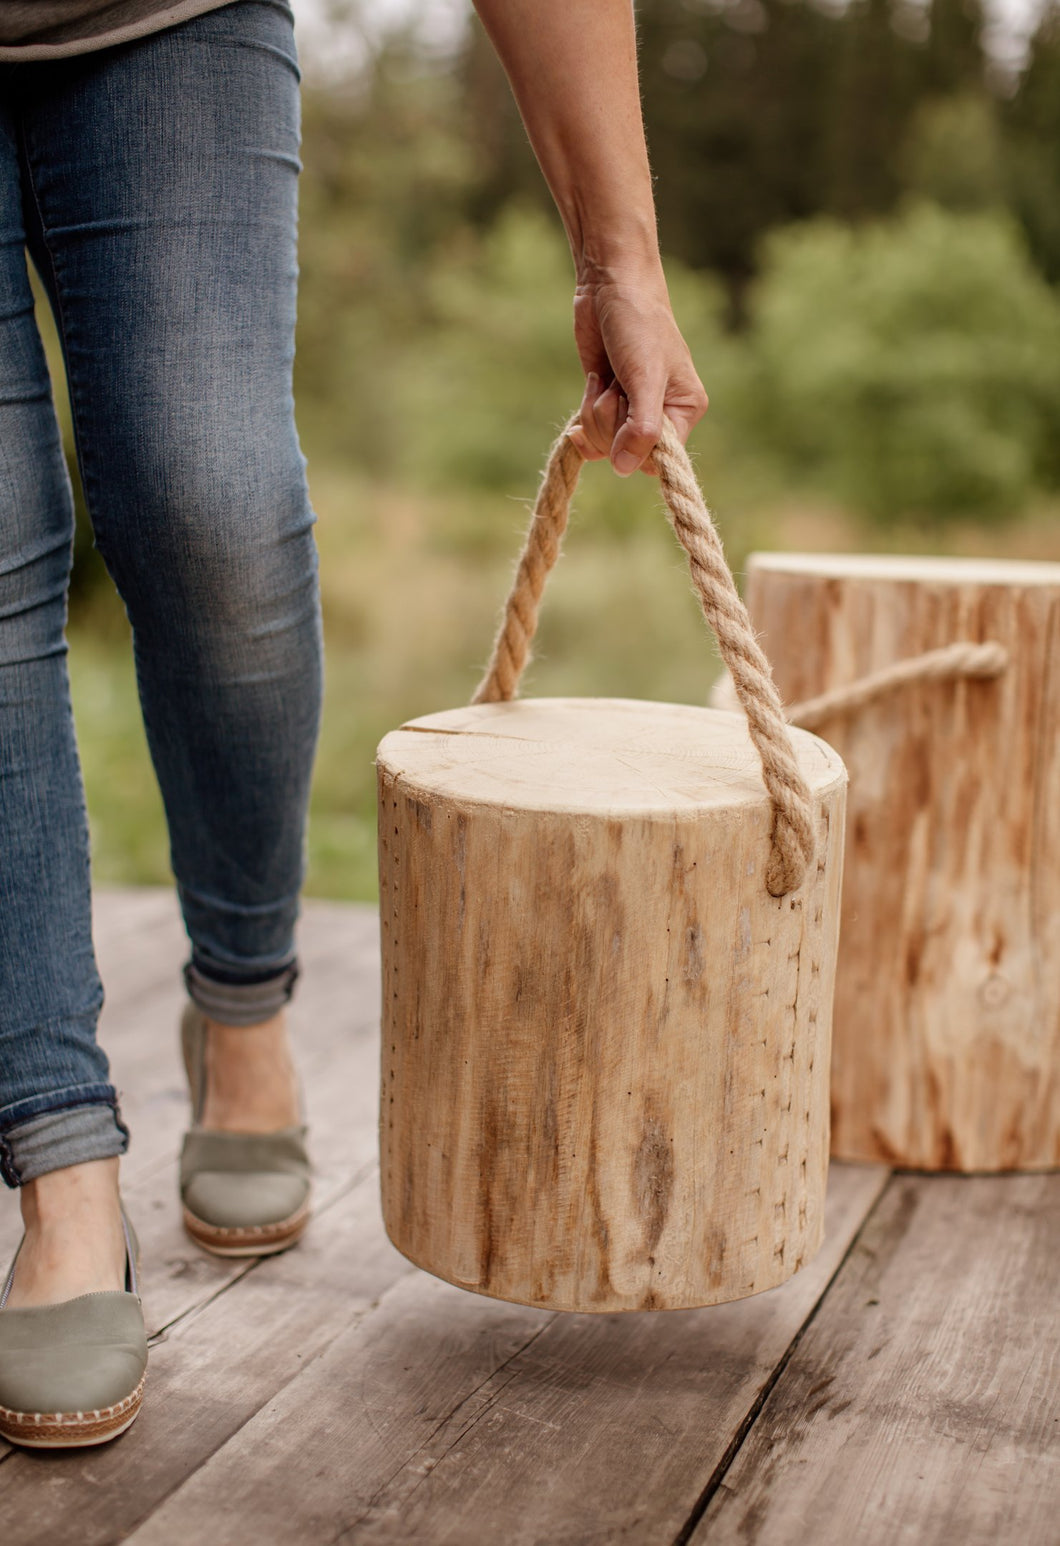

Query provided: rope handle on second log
[472,415,816,899]
[710,641,1009,729]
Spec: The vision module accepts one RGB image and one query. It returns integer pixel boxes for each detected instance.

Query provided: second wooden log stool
[743,553,1060,1172]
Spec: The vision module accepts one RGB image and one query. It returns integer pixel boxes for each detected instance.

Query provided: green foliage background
[50,0,1060,901]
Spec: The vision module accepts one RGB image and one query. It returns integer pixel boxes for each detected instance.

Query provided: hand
[567,262,709,476]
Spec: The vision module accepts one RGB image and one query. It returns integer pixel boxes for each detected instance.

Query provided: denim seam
[18,116,109,589]
[6,137,76,907]
[21,98,179,998]
[183,959,299,1023]
[0,1095,129,1188]
[177,877,304,918]
[186,956,298,987]
[0,1084,122,1129]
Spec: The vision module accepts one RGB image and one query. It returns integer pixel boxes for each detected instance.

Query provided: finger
[575,372,610,461]
[567,424,598,460]
[610,374,665,477]
[591,381,628,453]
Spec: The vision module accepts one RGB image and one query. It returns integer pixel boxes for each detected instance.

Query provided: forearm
[473,0,708,470]
[471,0,662,281]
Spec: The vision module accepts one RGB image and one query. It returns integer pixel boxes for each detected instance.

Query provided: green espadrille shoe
[179,1004,311,1257]
[0,1206,147,1449]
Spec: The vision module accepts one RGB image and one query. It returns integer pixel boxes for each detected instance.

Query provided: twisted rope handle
[710,641,1009,730]
[786,641,1008,731]
[474,416,816,898]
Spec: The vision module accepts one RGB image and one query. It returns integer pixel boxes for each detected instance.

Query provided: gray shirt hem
[0,0,232,59]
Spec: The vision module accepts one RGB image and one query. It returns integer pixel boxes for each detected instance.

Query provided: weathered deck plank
[0,892,374,1138]
[120,1165,887,1546]
[4,889,1057,1546]
[0,1172,412,1545]
[690,1172,1060,1546]
[0,891,382,1486]
[0,894,380,1270]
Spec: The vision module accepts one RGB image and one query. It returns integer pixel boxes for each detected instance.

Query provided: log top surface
[377,697,845,817]
[748,552,1060,585]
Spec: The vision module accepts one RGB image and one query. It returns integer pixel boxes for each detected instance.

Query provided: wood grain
[691,1171,1060,1546]
[378,698,847,1311]
[121,1164,887,1546]
[746,553,1060,1170]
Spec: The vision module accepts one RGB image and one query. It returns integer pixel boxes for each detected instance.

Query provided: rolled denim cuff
[0,1103,129,1188]
[183,960,299,1027]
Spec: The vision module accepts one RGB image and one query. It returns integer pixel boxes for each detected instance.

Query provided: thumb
[609,374,665,477]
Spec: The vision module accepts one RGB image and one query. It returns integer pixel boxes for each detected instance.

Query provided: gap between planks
[669,1164,896,1546]
[116,1165,888,1546]
[1,888,894,1546]
[688,1170,1060,1546]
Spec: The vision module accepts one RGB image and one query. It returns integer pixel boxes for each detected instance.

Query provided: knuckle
[628,417,663,446]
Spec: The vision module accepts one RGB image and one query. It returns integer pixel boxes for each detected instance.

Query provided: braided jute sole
[0,1373,145,1449]
[181,1198,311,1258]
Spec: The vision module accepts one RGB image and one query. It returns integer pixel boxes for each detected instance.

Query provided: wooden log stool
[738,553,1060,1172]
[376,423,847,1313]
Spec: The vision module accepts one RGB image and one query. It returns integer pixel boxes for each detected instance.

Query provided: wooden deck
[1,889,1057,1545]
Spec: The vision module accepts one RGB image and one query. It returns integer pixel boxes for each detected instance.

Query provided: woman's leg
[1,0,320,1295]
[17,0,323,1123]
[0,83,128,1303]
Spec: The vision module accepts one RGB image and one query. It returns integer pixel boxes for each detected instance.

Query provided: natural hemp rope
[473,415,817,899]
[711,641,1009,731]
[784,641,1008,731]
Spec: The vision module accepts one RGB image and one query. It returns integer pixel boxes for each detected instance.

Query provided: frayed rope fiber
[473,415,816,898]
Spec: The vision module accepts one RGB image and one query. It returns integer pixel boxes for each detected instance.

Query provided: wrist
[574,249,670,308]
[574,239,667,294]
[565,197,661,278]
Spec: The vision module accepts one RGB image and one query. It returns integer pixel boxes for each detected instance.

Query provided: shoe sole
[181,1198,310,1258]
[0,1375,145,1449]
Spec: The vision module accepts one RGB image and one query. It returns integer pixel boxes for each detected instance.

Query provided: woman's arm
[472,0,708,474]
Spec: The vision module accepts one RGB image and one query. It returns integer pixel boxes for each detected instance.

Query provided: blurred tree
[296,0,1059,314]
[289,1,1060,522]
[396,205,578,491]
[295,39,478,471]
[633,0,1000,299]
[392,204,732,511]
[825,0,924,219]
[922,0,986,92]
[458,16,553,225]
[901,91,1006,210]
[747,204,1060,522]
[1003,1,1060,282]
[638,0,843,300]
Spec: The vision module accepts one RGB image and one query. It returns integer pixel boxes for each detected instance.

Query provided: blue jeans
[0,0,323,1186]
